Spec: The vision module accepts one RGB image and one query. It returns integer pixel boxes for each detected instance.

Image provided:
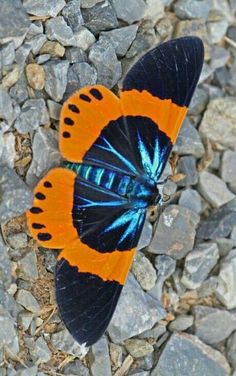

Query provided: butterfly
[27,36,204,347]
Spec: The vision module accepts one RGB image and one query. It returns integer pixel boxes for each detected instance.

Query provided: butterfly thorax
[65,162,160,208]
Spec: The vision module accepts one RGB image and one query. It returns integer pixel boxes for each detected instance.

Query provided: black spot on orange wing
[38,232,52,241]
[35,192,46,200]
[79,94,91,102]
[30,207,43,214]
[68,104,80,113]
[32,223,45,229]
[64,117,74,126]
[63,131,71,138]
[44,181,52,188]
[56,258,122,346]
[90,88,103,100]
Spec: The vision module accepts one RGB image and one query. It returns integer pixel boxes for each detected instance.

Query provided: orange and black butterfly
[27,36,204,346]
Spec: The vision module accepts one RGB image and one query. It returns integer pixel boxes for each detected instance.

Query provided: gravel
[1,0,236,374]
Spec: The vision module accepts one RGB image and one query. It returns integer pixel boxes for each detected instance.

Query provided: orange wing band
[120,89,188,143]
[59,85,122,163]
[58,239,136,285]
[26,168,78,249]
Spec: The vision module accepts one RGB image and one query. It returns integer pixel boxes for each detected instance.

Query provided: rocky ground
[0,0,236,375]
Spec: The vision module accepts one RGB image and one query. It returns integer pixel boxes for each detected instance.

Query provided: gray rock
[231,226,236,246]
[207,19,228,44]
[126,26,157,59]
[149,205,200,259]
[28,34,47,55]
[18,312,33,331]
[45,16,76,47]
[0,0,30,48]
[112,0,146,24]
[0,41,15,67]
[181,242,219,289]
[16,289,40,313]
[26,20,43,39]
[9,75,28,104]
[26,127,62,187]
[62,0,84,32]
[144,0,165,24]
[216,250,236,309]
[74,27,96,51]
[63,360,89,375]
[89,39,121,88]
[210,46,230,70]
[108,273,166,343]
[198,63,214,84]
[100,25,138,57]
[81,0,104,7]
[0,132,16,169]
[109,343,122,370]
[221,150,236,184]
[197,276,218,298]
[173,119,205,158]
[72,62,97,87]
[15,98,49,134]
[139,323,167,341]
[66,47,88,63]
[44,60,69,101]
[151,333,231,376]
[199,97,236,150]
[0,236,11,289]
[179,189,202,214]
[0,166,33,223]
[51,329,86,357]
[16,366,38,376]
[82,1,118,34]
[194,305,236,345]
[137,220,153,250]
[47,100,62,121]
[0,307,19,355]
[8,233,28,249]
[32,337,52,363]
[177,156,198,187]
[188,87,209,116]
[226,331,236,369]
[198,171,235,208]
[0,86,13,125]
[23,0,66,17]
[90,337,111,376]
[130,372,150,376]
[174,0,211,19]
[169,314,194,332]
[15,42,32,66]
[18,252,38,281]
[155,255,176,280]
[216,238,234,257]
[125,339,153,359]
[131,252,157,291]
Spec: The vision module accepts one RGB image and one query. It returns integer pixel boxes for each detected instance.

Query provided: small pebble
[125,339,153,359]
[16,289,40,313]
[26,63,45,90]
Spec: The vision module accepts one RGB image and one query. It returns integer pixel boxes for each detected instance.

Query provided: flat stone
[189,87,209,116]
[26,63,45,91]
[226,331,236,369]
[26,127,62,188]
[73,27,95,52]
[131,252,157,291]
[207,19,229,44]
[144,0,165,24]
[137,220,153,251]
[81,0,104,7]
[17,366,38,376]
[149,205,200,259]
[112,0,146,24]
[199,97,236,150]
[73,62,97,87]
[45,16,76,47]
[28,34,47,55]
[179,189,202,214]
[0,41,15,67]
[0,166,33,223]
[26,20,43,39]
[9,75,28,104]
[44,60,69,101]
[0,307,19,354]
[16,289,40,313]
[150,254,177,301]
[199,63,214,84]
[109,343,122,370]
[51,329,87,357]
[0,86,13,125]
[139,323,166,341]
[177,156,198,187]
[221,150,236,184]
[100,25,138,57]
[0,132,16,169]
[63,359,89,375]
[125,339,153,359]
[216,238,234,257]
[197,199,236,240]
[82,1,118,34]
[2,65,22,89]
[0,236,11,290]
[108,273,166,343]
[62,0,84,32]
[216,250,236,309]
[89,337,111,376]
[197,276,218,298]
[151,333,231,376]
[32,337,52,363]
[0,0,30,48]
[15,98,49,134]
[47,100,62,121]
[181,242,219,289]
[174,0,211,19]
[23,0,66,17]
[65,47,87,63]
[169,314,194,332]
[89,38,121,88]
[173,118,204,158]
[18,252,38,281]
[210,46,230,70]
[40,41,65,57]
[198,171,234,208]
[194,305,236,345]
